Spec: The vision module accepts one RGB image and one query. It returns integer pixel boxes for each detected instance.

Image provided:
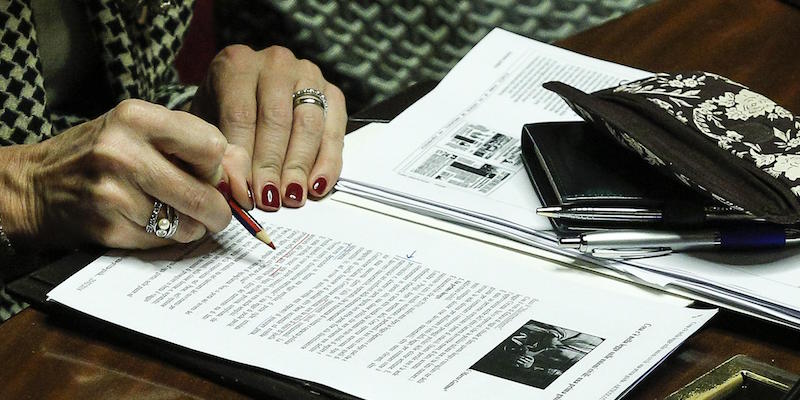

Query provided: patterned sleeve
[153,80,198,110]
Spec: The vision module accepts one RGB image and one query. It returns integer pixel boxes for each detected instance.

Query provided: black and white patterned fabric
[1,0,197,322]
[215,0,655,111]
[610,72,800,195]
[0,0,51,145]
[0,0,197,146]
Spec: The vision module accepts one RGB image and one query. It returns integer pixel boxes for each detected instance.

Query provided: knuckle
[90,177,123,207]
[255,151,284,176]
[258,164,283,181]
[262,103,293,131]
[206,131,227,162]
[263,45,296,63]
[214,44,255,70]
[190,222,208,241]
[177,220,206,243]
[298,112,320,131]
[110,99,157,127]
[284,159,313,178]
[136,164,167,196]
[221,105,257,131]
[182,186,211,216]
[297,59,322,78]
[88,138,134,175]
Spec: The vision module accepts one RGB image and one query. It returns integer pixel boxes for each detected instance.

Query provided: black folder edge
[520,122,569,233]
[2,81,444,399]
[7,249,361,400]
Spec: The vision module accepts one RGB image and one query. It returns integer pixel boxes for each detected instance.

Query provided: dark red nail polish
[262,183,280,209]
[286,182,304,203]
[216,181,231,200]
[312,177,327,195]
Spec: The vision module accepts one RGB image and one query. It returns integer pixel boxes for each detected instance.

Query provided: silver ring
[154,205,179,239]
[292,88,328,116]
[145,201,164,233]
[165,209,179,239]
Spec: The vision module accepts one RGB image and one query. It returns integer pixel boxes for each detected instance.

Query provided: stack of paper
[48,200,713,399]
[336,28,800,330]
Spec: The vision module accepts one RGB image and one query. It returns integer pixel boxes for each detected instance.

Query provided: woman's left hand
[190,45,347,211]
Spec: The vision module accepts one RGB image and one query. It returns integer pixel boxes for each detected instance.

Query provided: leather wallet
[544,72,800,225]
[520,121,731,233]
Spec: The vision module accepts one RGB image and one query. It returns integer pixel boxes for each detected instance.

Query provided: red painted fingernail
[216,181,231,200]
[286,182,304,203]
[262,183,280,209]
[312,177,327,195]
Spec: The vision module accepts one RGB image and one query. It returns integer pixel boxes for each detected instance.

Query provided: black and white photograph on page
[471,320,604,389]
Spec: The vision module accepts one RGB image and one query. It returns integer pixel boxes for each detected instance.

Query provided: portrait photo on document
[470,320,604,389]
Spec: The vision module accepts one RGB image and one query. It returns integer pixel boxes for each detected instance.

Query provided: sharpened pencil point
[255,231,275,250]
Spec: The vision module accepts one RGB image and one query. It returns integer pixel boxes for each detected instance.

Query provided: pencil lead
[255,231,276,250]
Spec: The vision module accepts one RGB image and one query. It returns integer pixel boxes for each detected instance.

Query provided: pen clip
[590,247,673,259]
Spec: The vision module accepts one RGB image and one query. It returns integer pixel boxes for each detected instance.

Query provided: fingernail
[286,182,304,203]
[216,181,231,200]
[262,183,280,209]
[312,177,327,196]
[247,182,254,208]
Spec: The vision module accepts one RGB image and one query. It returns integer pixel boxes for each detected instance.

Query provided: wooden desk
[2,0,800,398]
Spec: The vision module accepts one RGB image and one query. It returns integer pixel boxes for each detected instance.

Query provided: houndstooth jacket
[0,0,198,322]
[0,0,198,146]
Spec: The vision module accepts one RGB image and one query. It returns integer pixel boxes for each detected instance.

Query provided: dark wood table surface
[3,0,800,398]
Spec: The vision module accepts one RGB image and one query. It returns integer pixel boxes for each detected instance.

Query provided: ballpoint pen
[558,226,800,259]
[537,205,760,223]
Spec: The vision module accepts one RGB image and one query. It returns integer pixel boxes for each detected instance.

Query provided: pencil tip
[255,231,275,249]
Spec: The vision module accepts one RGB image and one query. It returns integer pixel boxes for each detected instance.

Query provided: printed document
[49,200,714,400]
[338,27,650,243]
[336,28,800,330]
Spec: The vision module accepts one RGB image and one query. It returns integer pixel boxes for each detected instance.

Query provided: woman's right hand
[0,99,232,250]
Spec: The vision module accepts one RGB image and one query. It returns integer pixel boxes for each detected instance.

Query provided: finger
[211,45,260,206]
[252,48,299,211]
[222,144,255,209]
[134,146,231,233]
[280,65,328,207]
[102,218,205,249]
[308,82,346,198]
[108,99,227,185]
[135,199,208,244]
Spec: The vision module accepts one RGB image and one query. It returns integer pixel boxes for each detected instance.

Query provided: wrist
[0,143,45,250]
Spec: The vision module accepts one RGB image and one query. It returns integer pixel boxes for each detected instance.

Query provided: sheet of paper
[331,191,691,308]
[48,200,713,400]
[339,27,651,235]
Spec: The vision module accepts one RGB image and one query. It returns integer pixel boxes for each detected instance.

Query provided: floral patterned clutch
[544,72,800,225]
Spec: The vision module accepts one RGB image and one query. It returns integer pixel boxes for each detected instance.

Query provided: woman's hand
[190,45,347,211]
[0,99,231,250]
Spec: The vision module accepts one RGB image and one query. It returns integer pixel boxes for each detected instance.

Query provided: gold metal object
[665,355,798,400]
